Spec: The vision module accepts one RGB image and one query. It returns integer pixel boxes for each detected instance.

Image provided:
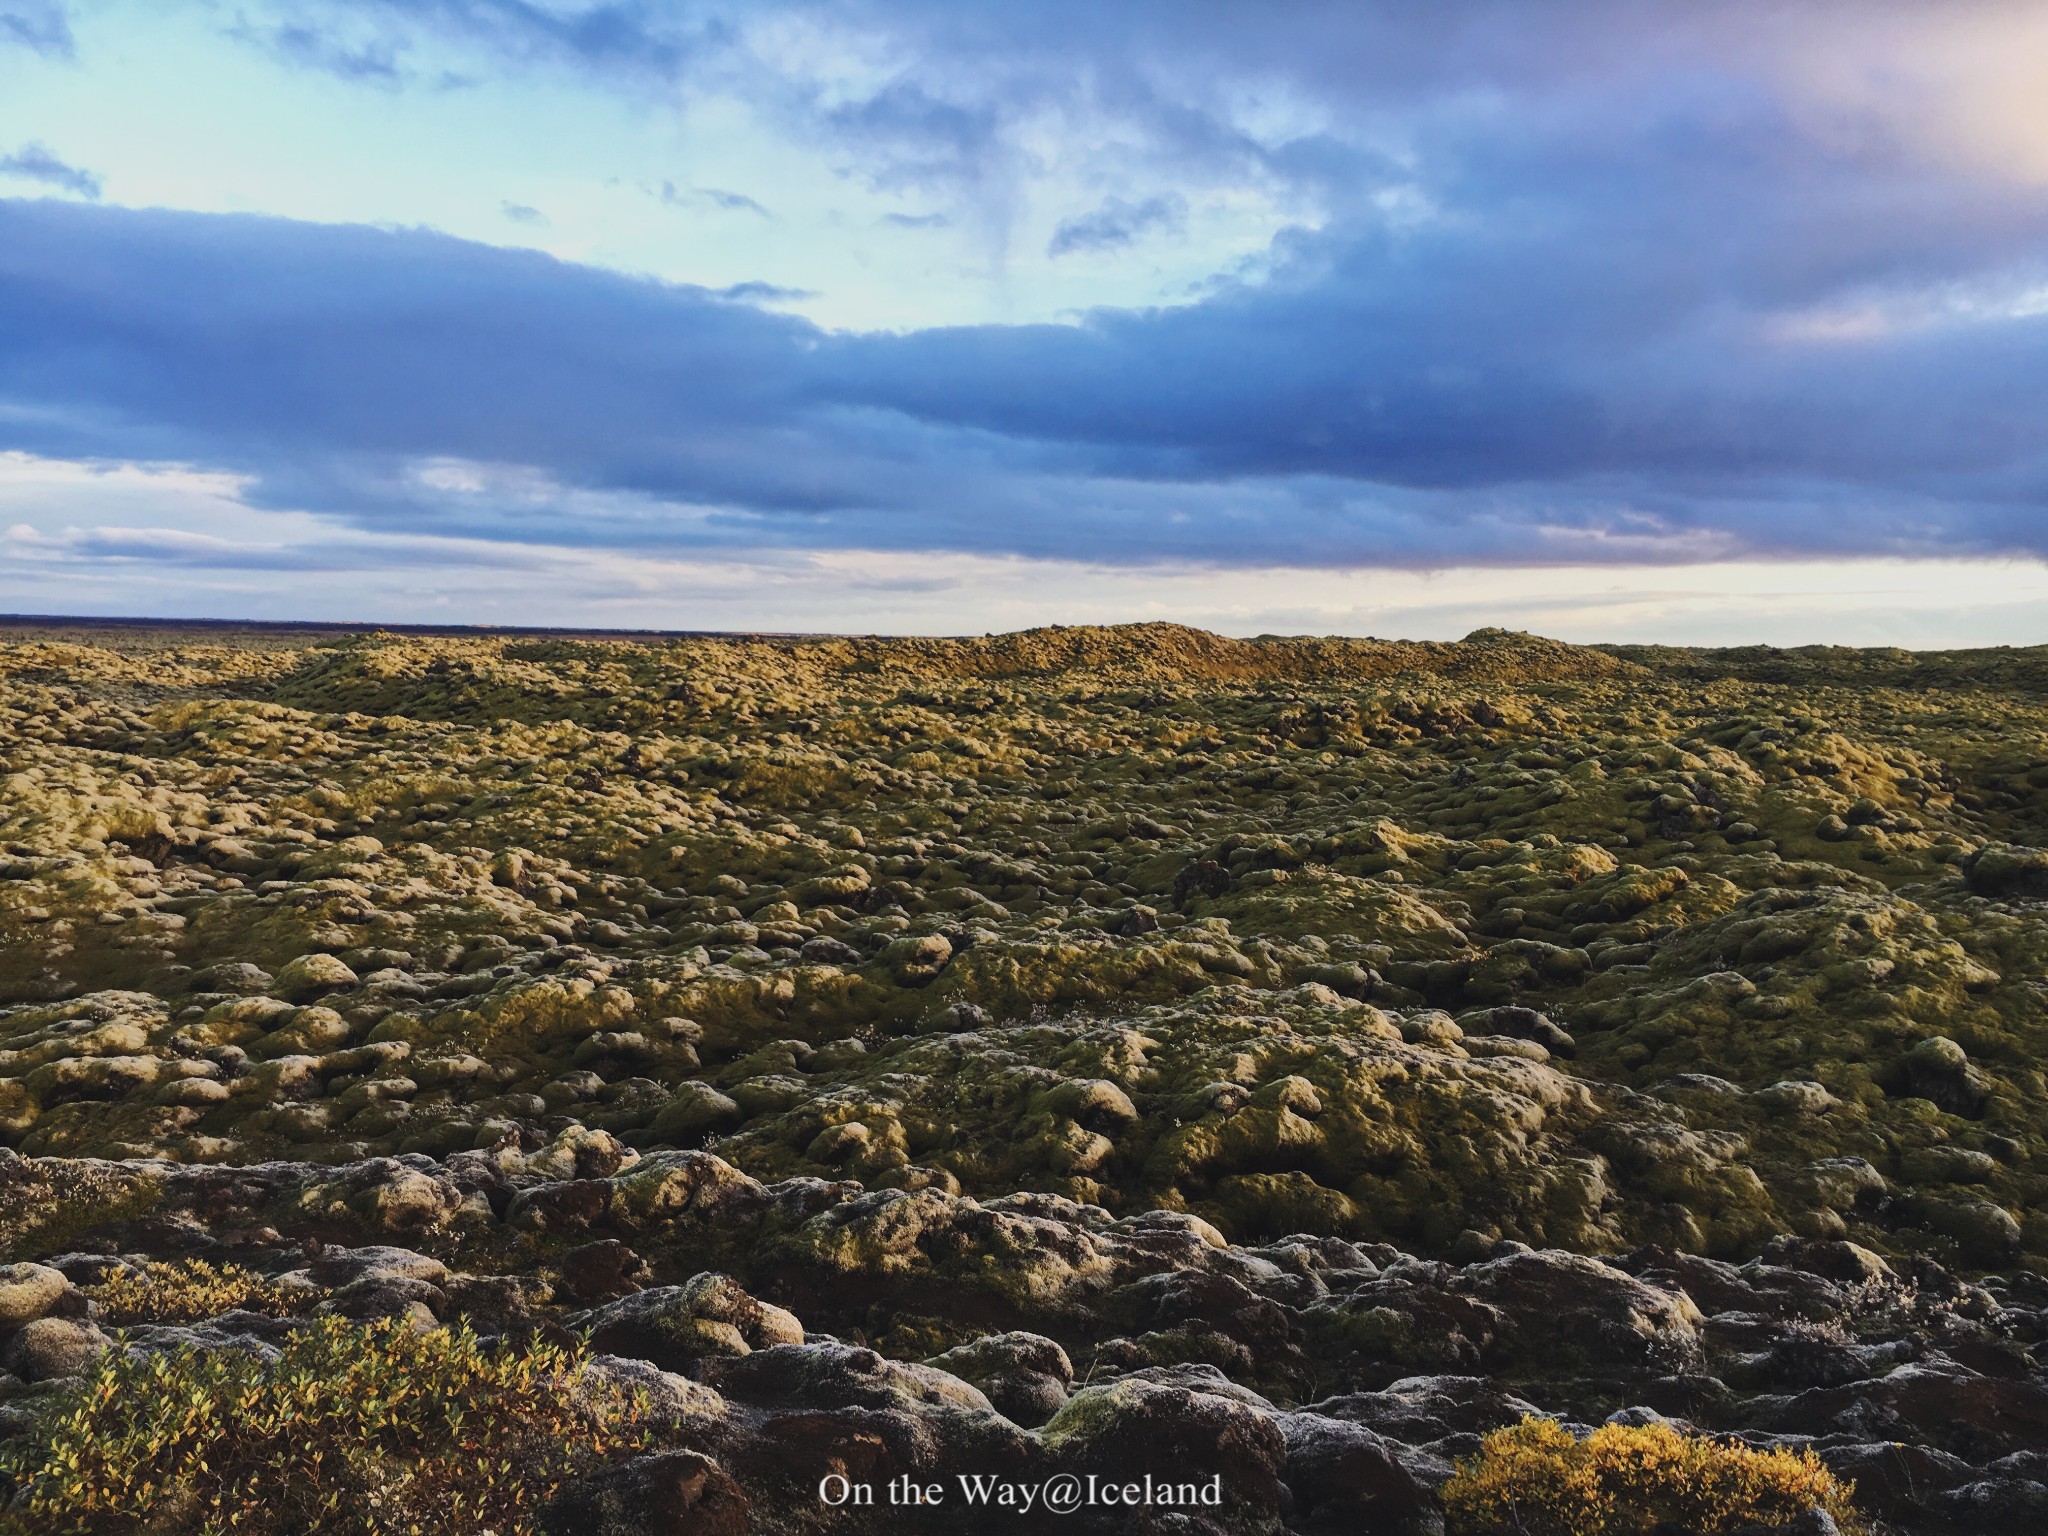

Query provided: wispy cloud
[240,19,403,81]
[1048,193,1187,257]
[0,2,73,59]
[227,0,716,86]
[713,280,815,303]
[0,142,100,199]
[658,181,771,217]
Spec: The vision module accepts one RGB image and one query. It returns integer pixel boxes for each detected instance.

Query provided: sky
[3,1,2048,643]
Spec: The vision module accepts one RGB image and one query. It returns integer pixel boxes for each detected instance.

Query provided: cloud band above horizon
[3,2,2048,624]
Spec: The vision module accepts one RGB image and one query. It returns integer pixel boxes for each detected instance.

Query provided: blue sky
[3,0,2048,641]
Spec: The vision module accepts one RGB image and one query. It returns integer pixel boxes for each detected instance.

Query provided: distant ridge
[814,622,1642,684]
[0,614,1639,685]
[7,613,2045,690]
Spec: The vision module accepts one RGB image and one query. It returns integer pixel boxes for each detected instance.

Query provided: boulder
[571,1274,803,1372]
[1900,1036,1990,1119]
[305,1245,450,1288]
[1962,842,2048,900]
[1456,1250,1703,1374]
[3,1317,108,1381]
[273,952,359,1002]
[645,1082,744,1144]
[1766,1363,2048,1461]
[0,1263,72,1332]
[1278,1411,1431,1526]
[705,1341,991,1414]
[549,1239,652,1305]
[1465,1005,1577,1058]
[927,1331,1074,1428]
[540,1449,751,1536]
[1040,1377,1287,1529]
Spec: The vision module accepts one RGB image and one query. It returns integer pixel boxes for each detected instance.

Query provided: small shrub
[0,1314,650,1535]
[1442,1415,1864,1535]
[88,1259,314,1325]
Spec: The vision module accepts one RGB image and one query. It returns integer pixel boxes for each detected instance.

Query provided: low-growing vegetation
[0,1316,650,1535]
[1442,1416,1864,1535]
[87,1260,314,1325]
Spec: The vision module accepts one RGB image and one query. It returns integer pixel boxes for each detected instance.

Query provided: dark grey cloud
[0,200,843,526]
[0,2,72,58]
[1048,193,1187,257]
[6,180,2048,572]
[0,142,100,199]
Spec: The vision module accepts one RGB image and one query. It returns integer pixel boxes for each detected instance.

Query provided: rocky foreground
[2,620,2047,1531]
[4,1138,2047,1532]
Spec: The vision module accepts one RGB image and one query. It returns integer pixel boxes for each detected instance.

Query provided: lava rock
[0,1263,72,1332]
[2,1317,107,1381]
[571,1274,804,1372]
[540,1449,751,1536]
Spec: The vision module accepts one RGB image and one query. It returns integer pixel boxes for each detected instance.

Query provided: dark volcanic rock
[1041,1376,1288,1532]
[571,1274,803,1372]
[1457,1249,1704,1374]
[1278,1411,1431,1530]
[540,1449,752,1536]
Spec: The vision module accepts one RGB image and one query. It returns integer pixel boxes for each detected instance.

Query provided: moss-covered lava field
[3,620,2047,1533]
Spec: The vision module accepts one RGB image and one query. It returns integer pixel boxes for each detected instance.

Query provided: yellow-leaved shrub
[88,1259,314,1325]
[1442,1415,1864,1535]
[0,1315,652,1535]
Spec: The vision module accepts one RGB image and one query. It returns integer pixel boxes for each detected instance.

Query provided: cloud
[7,485,2047,644]
[658,181,772,216]
[1048,193,1187,257]
[228,1,716,86]
[8,184,2048,573]
[714,281,816,303]
[818,78,1006,194]
[13,5,2048,578]
[0,3,72,59]
[0,200,835,525]
[0,143,101,199]
[238,19,404,80]
[698,187,772,216]
[501,201,548,225]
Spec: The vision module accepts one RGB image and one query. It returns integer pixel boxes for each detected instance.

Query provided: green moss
[2,623,2045,1267]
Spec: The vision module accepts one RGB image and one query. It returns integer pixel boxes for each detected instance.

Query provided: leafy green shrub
[1441,1416,1864,1535]
[88,1259,313,1325]
[0,1315,651,1535]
